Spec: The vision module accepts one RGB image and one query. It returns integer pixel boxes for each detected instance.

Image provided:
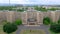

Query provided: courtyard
[20,29,46,34]
[16,24,50,34]
[1,23,60,34]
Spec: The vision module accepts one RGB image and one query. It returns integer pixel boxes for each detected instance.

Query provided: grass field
[50,31,60,34]
[49,29,60,34]
[20,29,46,34]
[0,25,16,34]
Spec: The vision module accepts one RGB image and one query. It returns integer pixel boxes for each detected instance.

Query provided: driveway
[16,24,50,34]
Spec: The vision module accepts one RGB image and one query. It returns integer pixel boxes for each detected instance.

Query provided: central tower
[27,7,37,25]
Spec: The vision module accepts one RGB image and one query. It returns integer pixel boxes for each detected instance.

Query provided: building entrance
[29,23,35,25]
[27,18,37,25]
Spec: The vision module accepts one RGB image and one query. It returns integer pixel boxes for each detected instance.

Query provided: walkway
[16,24,50,34]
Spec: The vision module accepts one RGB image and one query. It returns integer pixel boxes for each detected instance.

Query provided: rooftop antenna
[23,4,25,10]
[9,0,10,5]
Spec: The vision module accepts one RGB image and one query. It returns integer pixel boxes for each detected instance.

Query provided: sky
[0,0,60,5]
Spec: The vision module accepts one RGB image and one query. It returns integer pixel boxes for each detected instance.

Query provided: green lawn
[49,29,60,34]
[20,29,46,34]
[50,31,60,34]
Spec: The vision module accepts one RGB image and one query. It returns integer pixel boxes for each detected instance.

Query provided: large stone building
[0,9,60,25]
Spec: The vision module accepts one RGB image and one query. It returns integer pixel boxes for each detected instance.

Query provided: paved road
[16,24,50,34]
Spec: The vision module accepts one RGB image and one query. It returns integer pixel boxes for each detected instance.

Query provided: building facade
[0,10,60,25]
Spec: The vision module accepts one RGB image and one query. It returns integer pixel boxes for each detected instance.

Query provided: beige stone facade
[0,10,60,25]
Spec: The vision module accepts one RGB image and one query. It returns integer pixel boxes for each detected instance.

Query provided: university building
[0,8,60,25]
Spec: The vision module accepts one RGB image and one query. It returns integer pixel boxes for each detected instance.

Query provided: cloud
[0,0,60,5]
[0,0,9,3]
[10,0,26,4]
[38,0,60,5]
[10,0,40,4]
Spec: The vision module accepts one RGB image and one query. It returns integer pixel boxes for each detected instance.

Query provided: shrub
[15,19,22,25]
[50,24,60,33]
[58,19,60,24]
[3,23,17,34]
[43,17,51,25]
[50,22,56,25]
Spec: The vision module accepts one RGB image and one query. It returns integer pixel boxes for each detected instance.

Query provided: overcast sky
[0,0,60,5]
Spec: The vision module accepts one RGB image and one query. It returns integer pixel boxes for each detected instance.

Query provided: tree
[17,9,24,12]
[48,8,57,11]
[34,6,47,12]
[43,17,51,25]
[50,24,60,33]
[3,23,17,34]
[34,6,39,10]
[15,19,22,25]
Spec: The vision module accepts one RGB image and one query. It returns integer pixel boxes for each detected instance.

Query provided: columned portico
[27,11,37,25]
